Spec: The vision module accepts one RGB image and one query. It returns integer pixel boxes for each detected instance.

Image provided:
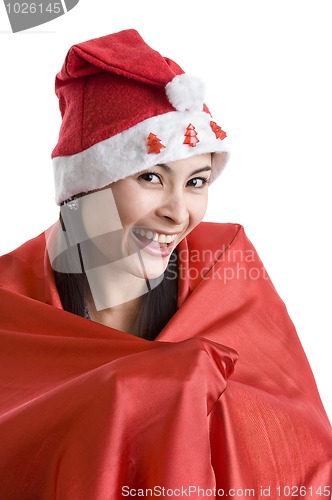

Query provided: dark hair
[53,213,178,341]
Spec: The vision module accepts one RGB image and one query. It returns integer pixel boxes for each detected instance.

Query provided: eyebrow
[156,164,212,176]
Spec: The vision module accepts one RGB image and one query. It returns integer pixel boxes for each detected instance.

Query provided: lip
[131,226,183,236]
[129,229,177,258]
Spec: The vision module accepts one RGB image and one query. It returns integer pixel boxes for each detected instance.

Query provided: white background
[0,1,331,421]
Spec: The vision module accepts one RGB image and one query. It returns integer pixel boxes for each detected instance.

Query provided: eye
[187,177,209,188]
[138,172,162,184]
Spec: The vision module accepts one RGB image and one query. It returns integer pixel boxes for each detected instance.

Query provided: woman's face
[80,153,212,280]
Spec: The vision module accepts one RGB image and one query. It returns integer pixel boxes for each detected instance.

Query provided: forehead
[154,153,212,174]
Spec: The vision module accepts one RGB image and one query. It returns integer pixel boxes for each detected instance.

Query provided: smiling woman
[54,154,212,337]
[0,29,331,500]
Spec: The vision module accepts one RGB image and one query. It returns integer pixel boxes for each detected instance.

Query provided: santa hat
[52,29,228,205]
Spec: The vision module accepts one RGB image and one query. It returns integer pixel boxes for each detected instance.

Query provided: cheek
[115,198,149,226]
[111,185,153,227]
[80,190,123,239]
[190,193,209,225]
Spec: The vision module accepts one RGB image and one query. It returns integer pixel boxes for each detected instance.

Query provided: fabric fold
[0,221,331,498]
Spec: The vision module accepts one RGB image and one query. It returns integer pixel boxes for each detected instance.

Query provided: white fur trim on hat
[53,111,228,205]
[165,74,205,112]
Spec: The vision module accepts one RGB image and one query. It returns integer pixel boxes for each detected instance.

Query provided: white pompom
[165,74,205,112]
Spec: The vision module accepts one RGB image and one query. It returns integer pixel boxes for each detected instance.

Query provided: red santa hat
[52,29,228,205]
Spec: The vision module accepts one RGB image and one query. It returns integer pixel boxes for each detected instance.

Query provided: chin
[130,259,168,281]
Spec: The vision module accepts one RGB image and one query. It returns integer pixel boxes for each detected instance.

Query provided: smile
[132,228,179,244]
[130,227,180,257]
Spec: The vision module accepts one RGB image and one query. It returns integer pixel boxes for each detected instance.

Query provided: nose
[156,189,189,226]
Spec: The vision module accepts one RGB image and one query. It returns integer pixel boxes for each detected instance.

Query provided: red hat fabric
[52,29,228,205]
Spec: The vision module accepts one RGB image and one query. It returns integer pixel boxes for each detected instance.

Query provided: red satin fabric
[0,222,331,499]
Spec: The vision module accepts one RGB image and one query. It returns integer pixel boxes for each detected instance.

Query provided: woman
[0,29,331,499]
[54,153,213,339]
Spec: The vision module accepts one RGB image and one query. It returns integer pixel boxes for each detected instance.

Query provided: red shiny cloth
[0,222,331,499]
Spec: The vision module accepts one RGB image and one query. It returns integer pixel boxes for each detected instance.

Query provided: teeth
[132,228,178,244]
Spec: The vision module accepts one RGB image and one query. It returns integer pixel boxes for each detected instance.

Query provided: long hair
[53,213,178,341]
